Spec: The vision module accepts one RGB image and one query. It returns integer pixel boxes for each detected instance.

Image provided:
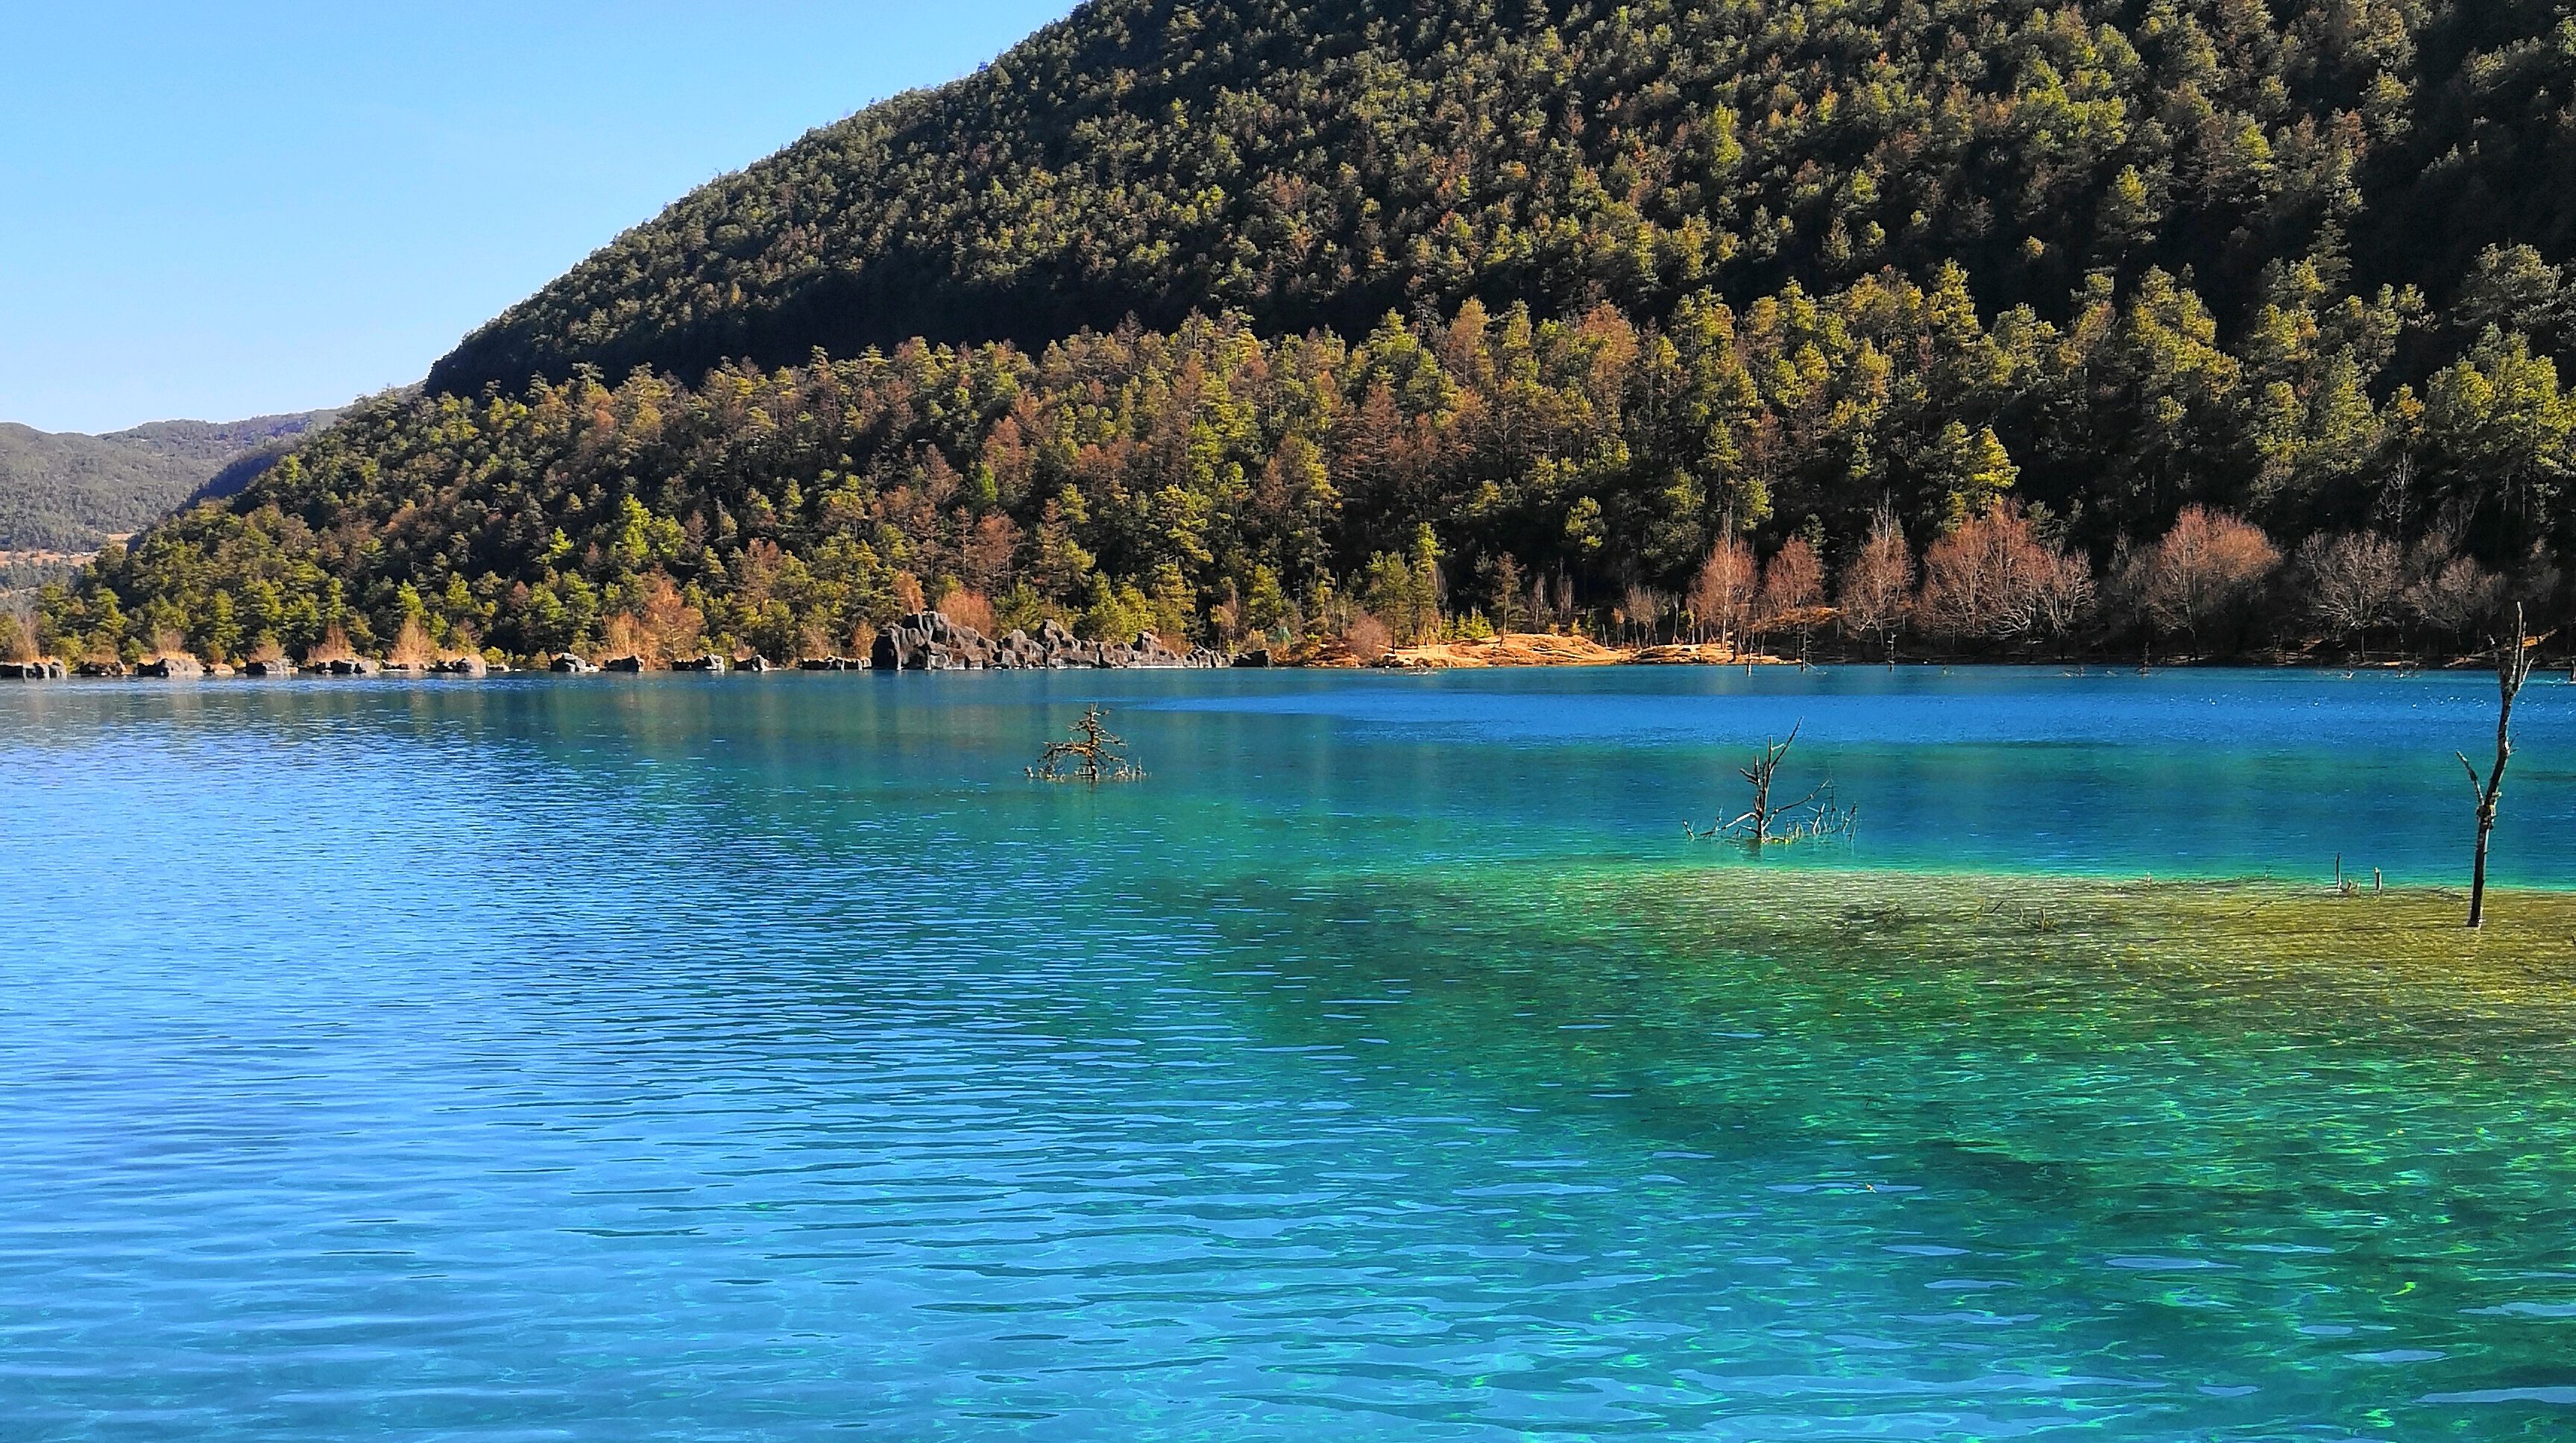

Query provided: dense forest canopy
[39,0,2576,665]
[432,0,2574,396]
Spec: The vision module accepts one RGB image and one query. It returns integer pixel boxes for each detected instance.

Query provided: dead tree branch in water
[1029,705,1144,783]
[1687,722,1858,845]
[2457,604,2535,928]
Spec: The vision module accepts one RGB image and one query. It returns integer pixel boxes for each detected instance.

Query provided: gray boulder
[873,610,1007,670]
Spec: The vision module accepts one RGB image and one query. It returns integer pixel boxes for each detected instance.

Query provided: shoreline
[4,650,2561,680]
[3,626,2561,681]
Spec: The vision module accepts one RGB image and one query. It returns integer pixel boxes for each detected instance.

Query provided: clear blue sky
[0,1,1075,434]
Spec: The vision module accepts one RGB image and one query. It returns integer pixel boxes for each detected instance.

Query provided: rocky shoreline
[0,610,1240,681]
[868,613,1229,670]
[0,612,1968,682]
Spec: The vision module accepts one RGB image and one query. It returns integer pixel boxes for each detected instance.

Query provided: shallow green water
[1,667,2571,1439]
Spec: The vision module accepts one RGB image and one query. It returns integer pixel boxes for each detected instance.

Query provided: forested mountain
[40,0,2576,665]
[0,410,338,553]
[431,0,2566,399]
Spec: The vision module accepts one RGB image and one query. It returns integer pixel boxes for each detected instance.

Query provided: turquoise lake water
[2,667,2572,1439]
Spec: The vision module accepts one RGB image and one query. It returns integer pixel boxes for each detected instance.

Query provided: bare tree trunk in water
[2457,604,2534,929]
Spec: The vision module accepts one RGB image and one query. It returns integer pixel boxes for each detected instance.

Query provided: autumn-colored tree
[305,623,355,664]
[1919,506,2039,644]
[605,574,708,663]
[1338,611,1392,663]
[1758,537,1824,622]
[960,515,1021,595]
[387,615,437,669]
[1918,505,2100,650]
[2130,506,2281,653]
[1618,583,1669,645]
[1837,507,1913,663]
[932,584,998,638]
[1689,534,1757,646]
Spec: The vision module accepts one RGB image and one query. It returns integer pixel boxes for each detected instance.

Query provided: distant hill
[0,410,338,553]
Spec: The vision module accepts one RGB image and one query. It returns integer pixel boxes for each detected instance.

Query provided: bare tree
[2408,550,2507,657]
[1030,705,1145,783]
[1688,723,1857,845]
[1920,503,2062,649]
[1620,582,1668,645]
[1760,537,1824,617]
[1690,535,1757,648]
[2300,531,2404,662]
[2031,545,2097,654]
[1759,536,1824,660]
[2456,605,2536,928]
[1837,506,1913,667]
[1338,611,1393,663]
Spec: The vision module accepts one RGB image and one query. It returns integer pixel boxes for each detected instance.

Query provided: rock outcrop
[551,653,599,675]
[431,655,489,676]
[0,660,64,679]
[136,655,204,679]
[867,612,1229,670]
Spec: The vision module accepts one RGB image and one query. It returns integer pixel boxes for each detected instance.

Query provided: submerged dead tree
[1029,705,1144,782]
[2457,604,2536,928]
[1689,722,1857,845]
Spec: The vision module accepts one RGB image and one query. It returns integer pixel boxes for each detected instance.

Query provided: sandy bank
[1294,632,1795,669]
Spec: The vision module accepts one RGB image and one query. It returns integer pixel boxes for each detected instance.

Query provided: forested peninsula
[22,0,2576,670]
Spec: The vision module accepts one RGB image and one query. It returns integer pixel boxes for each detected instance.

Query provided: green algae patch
[1197,860,2576,1242]
[1581,866,2576,1019]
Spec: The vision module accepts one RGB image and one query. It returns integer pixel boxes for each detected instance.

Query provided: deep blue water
[1,667,2572,1440]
